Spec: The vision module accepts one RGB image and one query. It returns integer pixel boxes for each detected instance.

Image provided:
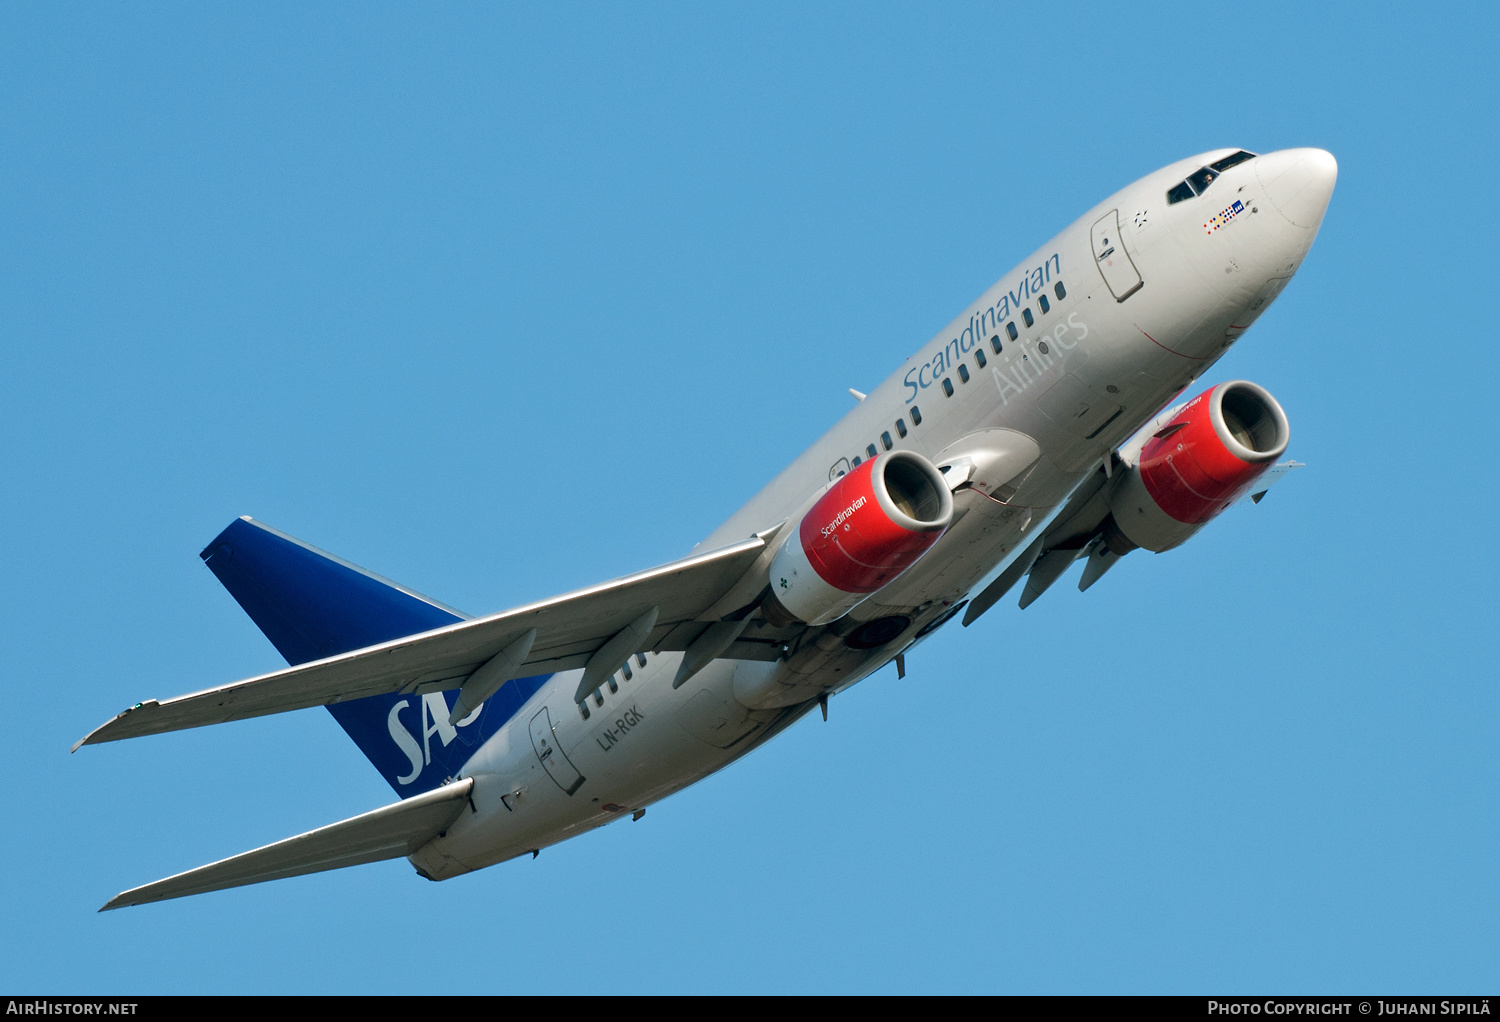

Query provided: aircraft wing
[101,778,473,910]
[76,531,777,748]
[1235,459,1304,505]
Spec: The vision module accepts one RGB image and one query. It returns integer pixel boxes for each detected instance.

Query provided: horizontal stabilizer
[76,533,770,748]
[101,778,473,910]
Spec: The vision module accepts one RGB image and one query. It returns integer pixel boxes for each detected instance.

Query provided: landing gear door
[1092,210,1143,302]
[529,706,585,796]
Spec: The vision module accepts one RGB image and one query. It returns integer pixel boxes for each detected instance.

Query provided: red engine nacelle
[765,450,953,625]
[1108,380,1289,552]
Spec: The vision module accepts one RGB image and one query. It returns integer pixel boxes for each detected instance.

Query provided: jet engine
[1107,380,1289,553]
[764,451,953,625]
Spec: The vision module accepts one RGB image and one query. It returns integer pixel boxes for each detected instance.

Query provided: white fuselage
[410,147,1335,880]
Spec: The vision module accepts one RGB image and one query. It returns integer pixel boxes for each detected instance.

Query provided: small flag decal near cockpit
[1204,199,1246,235]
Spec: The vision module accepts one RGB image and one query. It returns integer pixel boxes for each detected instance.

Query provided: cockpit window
[1168,153,1256,205]
[1209,150,1257,173]
[1166,180,1195,204]
[1186,166,1219,195]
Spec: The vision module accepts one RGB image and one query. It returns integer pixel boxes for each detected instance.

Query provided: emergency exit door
[529,706,585,795]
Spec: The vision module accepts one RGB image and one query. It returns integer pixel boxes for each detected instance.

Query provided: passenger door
[1091,210,1144,302]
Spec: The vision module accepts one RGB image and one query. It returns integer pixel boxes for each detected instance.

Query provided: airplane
[76,146,1336,909]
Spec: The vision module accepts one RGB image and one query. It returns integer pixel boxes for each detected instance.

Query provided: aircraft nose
[1254,148,1337,230]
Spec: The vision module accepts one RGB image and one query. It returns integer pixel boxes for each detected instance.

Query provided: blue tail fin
[200,517,548,797]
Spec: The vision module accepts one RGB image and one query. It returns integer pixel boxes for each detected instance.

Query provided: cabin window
[593,689,604,707]
[866,443,878,459]
[579,702,590,720]
[1038,295,1050,314]
[636,653,647,668]
[852,455,862,467]
[1006,322,1019,341]
[1054,281,1066,300]
[1210,150,1256,172]
[1022,308,1034,328]
[621,661,633,681]
[942,377,954,397]
[1186,166,1219,195]
[607,675,619,694]
[881,431,893,450]
[974,347,987,368]
[895,418,908,438]
[957,364,970,384]
[910,405,922,426]
[1167,181,1195,204]
[990,334,1003,354]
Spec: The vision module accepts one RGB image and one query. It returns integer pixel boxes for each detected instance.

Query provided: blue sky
[3,2,1498,994]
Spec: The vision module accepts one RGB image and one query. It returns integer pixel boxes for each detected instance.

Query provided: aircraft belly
[414,652,761,873]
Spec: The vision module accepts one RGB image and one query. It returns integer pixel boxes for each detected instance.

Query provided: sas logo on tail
[1204,200,1246,235]
[387,693,482,785]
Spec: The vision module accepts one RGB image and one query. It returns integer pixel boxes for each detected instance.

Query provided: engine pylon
[764,451,952,625]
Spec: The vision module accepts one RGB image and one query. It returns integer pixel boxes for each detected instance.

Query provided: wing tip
[100,889,151,912]
[72,721,112,753]
[99,887,140,911]
[73,699,160,752]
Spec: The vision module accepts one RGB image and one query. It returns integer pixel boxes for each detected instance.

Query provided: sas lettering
[388,692,481,785]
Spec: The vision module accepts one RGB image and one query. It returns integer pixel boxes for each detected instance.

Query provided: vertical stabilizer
[199,517,548,796]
